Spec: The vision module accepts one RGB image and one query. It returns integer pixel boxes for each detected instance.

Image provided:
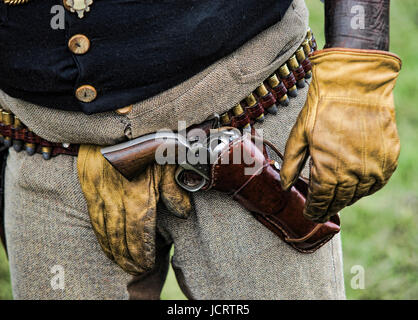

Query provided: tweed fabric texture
[2,0,345,299]
[4,150,131,299]
[0,0,308,145]
[157,82,345,300]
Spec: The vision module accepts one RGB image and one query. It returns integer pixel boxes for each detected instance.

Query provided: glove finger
[368,179,385,196]
[303,165,337,222]
[159,165,192,219]
[364,153,397,199]
[303,182,336,223]
[79,145,143,274]
[77,145,113,261]
[78,145,159,275]
[281,106,310,191]
[100,159,147,275]
[348,177,382,206]
[122,164,161,272]
[325,183,357,220]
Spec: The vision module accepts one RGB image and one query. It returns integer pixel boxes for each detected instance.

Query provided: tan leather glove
[77,145,191,275]
[281,48,402,223]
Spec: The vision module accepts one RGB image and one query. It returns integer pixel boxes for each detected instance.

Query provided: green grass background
[1,0,417,300]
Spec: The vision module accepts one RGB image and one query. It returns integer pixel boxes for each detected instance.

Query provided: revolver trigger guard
[174,166,208,192]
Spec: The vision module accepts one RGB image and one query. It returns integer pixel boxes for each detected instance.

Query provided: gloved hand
[280,49,401,223]
[77,145,191,275]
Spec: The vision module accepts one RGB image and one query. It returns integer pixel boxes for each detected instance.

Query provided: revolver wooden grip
[101,132,186,180]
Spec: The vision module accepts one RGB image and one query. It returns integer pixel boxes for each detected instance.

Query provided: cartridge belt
[219,28,317,131]
[0,28,317,160]
[0,111,79,160]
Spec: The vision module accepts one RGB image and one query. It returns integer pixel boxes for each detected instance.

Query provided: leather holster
[209,135,340,253]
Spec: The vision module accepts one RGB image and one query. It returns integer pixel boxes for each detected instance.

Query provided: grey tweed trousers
[1,0,345,299]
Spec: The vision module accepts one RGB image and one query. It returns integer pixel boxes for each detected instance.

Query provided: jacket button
[116,105,133,115]
[68,34,90,55]
[75,85,97,103]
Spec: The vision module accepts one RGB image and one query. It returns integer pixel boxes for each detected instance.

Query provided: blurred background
[0,0,417,300]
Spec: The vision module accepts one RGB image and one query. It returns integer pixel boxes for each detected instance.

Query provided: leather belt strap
[0,110,79,159]
[218,28,316,130]
[0,28,317,160]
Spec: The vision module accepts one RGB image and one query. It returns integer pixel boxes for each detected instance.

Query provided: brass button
[68,34,90,55]
[116,105,133,115]
[75,85,97,103]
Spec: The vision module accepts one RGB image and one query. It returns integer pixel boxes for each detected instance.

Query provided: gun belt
[0,28,317,160]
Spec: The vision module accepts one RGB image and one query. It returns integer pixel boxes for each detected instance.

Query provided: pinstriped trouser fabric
[1,0,345,299]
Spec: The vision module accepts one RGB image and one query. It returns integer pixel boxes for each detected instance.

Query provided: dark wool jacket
[0,0,292,114]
